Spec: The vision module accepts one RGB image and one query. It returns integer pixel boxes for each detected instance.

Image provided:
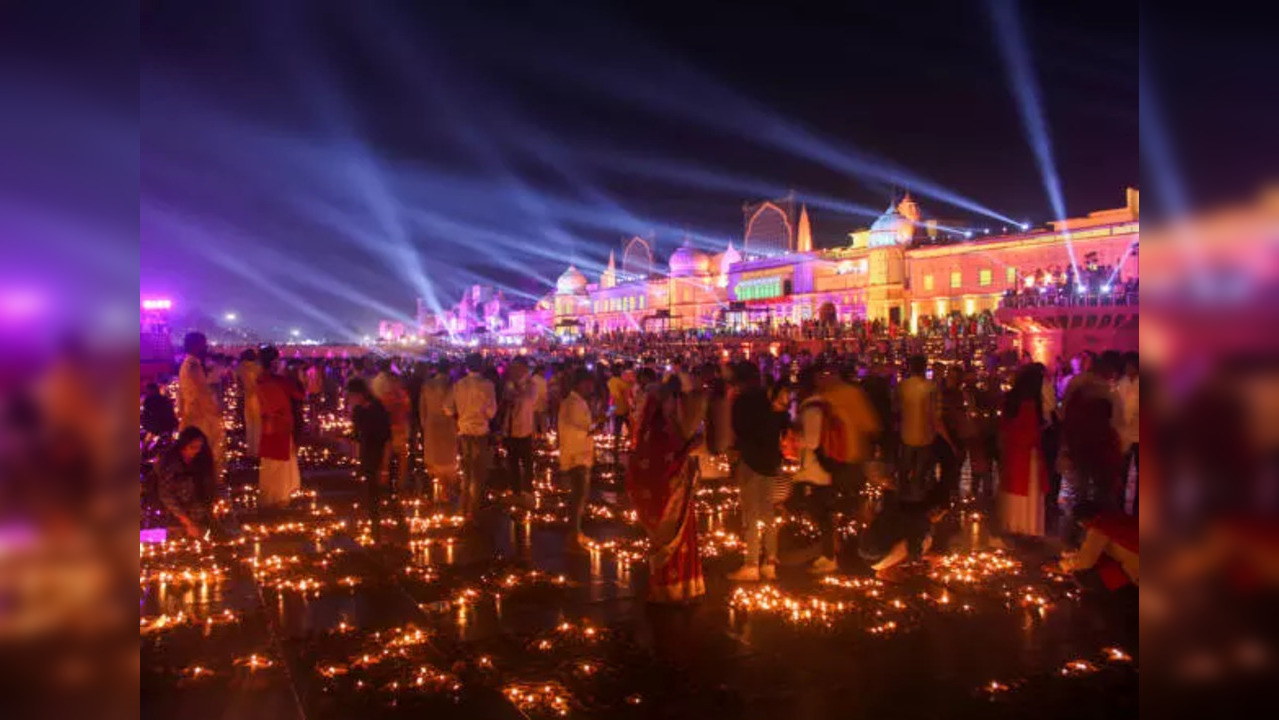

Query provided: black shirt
[731,387,784,476]
[352,399,391,465]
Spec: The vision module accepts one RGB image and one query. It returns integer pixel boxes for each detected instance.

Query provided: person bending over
[858,483,950,579]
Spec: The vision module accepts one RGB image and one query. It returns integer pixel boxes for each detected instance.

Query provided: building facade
[406,189,1139,343]
[548,189,1139,338]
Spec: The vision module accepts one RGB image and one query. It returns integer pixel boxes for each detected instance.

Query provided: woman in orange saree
[625,380,704,603]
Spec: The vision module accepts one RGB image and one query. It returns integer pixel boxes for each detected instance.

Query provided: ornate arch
[622,236,654,278]
[744,202,793,255]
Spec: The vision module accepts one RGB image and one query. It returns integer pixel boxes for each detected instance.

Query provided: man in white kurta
[178,332,224,474]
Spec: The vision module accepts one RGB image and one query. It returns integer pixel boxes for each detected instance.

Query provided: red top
[999,400,1046,497]
[257,373,302,460]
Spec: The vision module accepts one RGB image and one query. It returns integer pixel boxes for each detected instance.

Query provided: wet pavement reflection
[141,439,1136,719]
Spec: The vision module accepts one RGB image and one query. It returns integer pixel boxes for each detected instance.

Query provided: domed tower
[866,197,913,326]
[554,265,589,328]
[668,237,711,278]
[556,265,588,295]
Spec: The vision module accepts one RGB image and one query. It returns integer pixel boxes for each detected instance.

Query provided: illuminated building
[548,189,1139,338]
[142,297,175,380]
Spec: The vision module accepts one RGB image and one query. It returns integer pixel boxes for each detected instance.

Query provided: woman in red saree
[999,366,1048,538]
[625,380,705,603]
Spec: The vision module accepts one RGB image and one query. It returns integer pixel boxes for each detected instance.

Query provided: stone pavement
[141,441,1137,720]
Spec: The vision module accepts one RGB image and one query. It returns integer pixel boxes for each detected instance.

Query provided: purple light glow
[140,527,168,544]
[141,298,173,311]
[0,289,43,320]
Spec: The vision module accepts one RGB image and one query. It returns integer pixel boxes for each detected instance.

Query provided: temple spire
[601,250,617,288]
[796,204,813,253]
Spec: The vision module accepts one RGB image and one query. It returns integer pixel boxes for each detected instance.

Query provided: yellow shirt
[608,376,633,414]
[897,376,939,448]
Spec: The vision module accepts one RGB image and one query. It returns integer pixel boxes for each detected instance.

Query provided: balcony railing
[999,288,1138,309]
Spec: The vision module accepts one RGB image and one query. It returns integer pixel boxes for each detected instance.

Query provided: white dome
[868,202,912,247]
[668,239,711,277]
[556,265,588,294]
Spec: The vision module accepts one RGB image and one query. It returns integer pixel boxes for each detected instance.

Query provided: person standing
[558,370,596,550]
[237,349,263,458]
[285,360,307,448]
[305,359,325,433]
[607,362,634,445]
[256,346,303,509]
[998,366,1047,538]
[815,364,880,510]
[861,361,894,469]
[449,353,497,520]
[625,376,704,603]
[1115,352,1140,515]
[504,357,538,508]
[346,378,392,542]
[372,359,412,495]
[896,355,941,502]
[419,361,459,503]
[727,362,784,582]
[968,373,1001,504]
[178,332,225,474]
[547,363,564,433]
[796,364,879,575]
[935,367,968,502]
[1063,354,1124,512]
[530,363,549,435]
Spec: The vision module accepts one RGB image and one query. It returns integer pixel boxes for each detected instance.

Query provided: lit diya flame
[317,663,348,678]
[980,679,1010,696]
[1102,647,1132,663]
[1060,659,1099,676]
[235,654,275,672]
[181,665,213,680]
[504,681,573,717]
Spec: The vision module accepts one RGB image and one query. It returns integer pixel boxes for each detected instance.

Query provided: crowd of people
[1001,262,1139,309]
[147,330,1141,606]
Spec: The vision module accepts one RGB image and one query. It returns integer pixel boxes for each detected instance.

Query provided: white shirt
[449,372,497,436]
[794,401,831,486]
[506,378,537,438]
[178,355,218,425]
[531,375,548,412]
[1062,527,1139,584]
[557,390,594,470]
[1115,376,1139,449]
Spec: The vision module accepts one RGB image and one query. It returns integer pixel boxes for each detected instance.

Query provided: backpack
[807,399,850,470]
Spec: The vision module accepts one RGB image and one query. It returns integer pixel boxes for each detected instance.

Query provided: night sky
[131,1,1264,339]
